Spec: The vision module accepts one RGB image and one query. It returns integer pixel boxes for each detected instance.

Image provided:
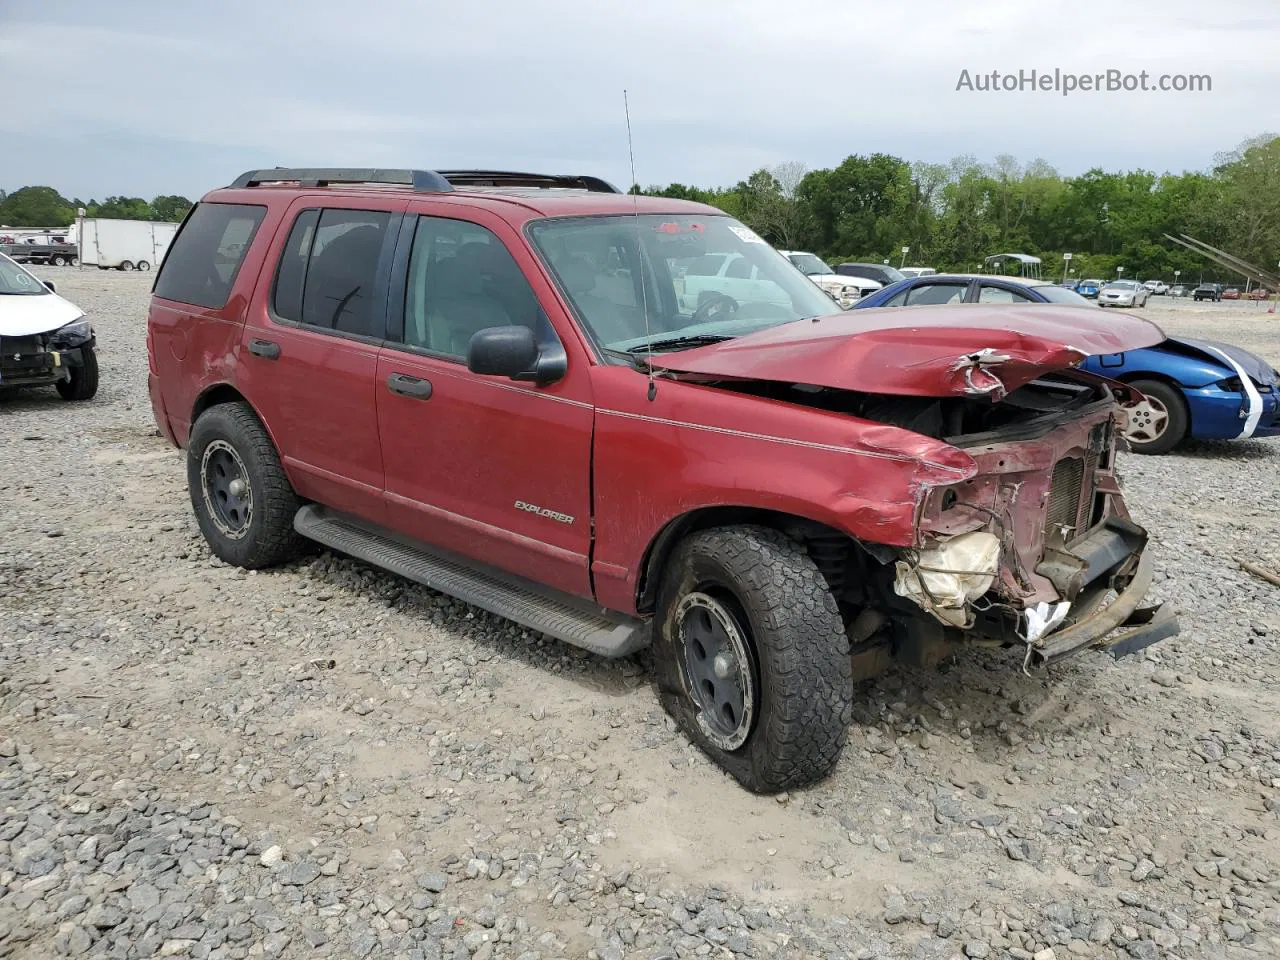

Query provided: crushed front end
[0,324,96,390]
[898,383,1179,666]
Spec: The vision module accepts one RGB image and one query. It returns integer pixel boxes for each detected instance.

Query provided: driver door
[374,209,597,599]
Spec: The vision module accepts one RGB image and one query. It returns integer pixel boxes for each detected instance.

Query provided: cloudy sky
[2,0,1277,201]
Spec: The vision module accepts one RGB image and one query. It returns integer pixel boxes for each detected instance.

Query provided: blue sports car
[853,273,1280,454]
[1073,279,1102,298]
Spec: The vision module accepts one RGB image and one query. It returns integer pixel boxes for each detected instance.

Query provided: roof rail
[228,167,623,195]
[229,168,454,192]
[437,170,622,194]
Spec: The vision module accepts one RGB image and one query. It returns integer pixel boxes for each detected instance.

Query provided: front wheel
[653,526,853,793]
[119,260,134,272]
[136,260,151,271]
[56,350,98,401]
[51,255,66,267]
[187,403,307,569]
[1121,379,1188,455]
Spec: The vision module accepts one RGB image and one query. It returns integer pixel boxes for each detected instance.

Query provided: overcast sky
[2,0,1277,201]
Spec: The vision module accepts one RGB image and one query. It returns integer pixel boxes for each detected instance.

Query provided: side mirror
[466,325,566,385]
[43,280,56,292]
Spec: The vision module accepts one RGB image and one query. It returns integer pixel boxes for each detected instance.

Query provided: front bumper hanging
[1028,519,1179,666]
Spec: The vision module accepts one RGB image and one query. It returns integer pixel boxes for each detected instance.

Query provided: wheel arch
[634,505,878,614]
[189,384,289,460]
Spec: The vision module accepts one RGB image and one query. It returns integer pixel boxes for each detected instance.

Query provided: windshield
[0,254,50,295]
[527,215,838,352]
[1107,280,1138,289]
[786,252,833,276]
[1034,285,1094,306]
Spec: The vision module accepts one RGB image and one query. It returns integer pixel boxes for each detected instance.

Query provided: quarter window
[154,202,266,309]
[400,217,548,359]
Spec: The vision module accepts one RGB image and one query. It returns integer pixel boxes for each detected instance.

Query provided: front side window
[272,208,391,337]
[528,215,836,352]
[400,217,547,359]
[1034,285,1093,306]
[154,202,266,309]
[906,282,967,305]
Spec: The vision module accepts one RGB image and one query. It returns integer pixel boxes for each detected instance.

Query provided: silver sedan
[1098,279,1151,308]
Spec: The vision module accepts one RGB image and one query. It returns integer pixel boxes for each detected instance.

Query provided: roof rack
[229,168,621,194]
[435,171,621,194]
[230,168,453,191]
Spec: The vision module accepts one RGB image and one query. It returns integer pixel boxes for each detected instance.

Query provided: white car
[899,266,937,278]
[778,251,880,308]
[0,252,99,400]
[1142,279,1169,295]
[1098,279,1151,308]
[676,252,791,314]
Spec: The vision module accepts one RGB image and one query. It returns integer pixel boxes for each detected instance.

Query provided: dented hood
[648,303,1167,398]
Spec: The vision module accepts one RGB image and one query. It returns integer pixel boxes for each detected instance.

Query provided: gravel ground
[2,271,1279,960]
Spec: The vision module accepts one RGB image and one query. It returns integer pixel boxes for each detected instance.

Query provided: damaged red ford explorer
[147,169,1179,793]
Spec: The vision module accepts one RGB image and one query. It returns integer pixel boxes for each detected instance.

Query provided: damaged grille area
[1046,453,1100,539]
[0,334,57,383]
[1047,457,1085,533]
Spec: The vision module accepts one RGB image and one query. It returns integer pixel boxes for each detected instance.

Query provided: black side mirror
[43,280,56,292]
[466,326,566,385]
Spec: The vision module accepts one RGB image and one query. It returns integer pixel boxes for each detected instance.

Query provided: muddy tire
[187,403,306,569]
[1122,379,1188,455]
[653,525,853,793]
[56,350,98,401]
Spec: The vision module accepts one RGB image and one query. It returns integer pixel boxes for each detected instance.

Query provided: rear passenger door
[238,198,406,524]
[374,210,596,600]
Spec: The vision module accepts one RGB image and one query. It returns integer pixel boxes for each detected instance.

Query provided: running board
[293,505,649,658]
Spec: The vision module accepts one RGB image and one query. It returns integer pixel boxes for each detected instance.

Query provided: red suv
[147,168,1178,792]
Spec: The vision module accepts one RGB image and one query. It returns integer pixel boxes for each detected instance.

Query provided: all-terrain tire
[653,525,853,793]
[56,350,98,401]
[187,402,307,569]
[1123,378,1188,455]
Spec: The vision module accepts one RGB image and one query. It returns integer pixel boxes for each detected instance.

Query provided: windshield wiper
[623,333,735,354]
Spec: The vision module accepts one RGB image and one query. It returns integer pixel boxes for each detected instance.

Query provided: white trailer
[78,218,179,272]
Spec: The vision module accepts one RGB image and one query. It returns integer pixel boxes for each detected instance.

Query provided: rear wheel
[56,350,98,401]
[137,260,151,271]
[1121,379,1188,455]
[51,255,66,267]
[653,525,853,793]
[187,403,307,569]
[119,260,134,272]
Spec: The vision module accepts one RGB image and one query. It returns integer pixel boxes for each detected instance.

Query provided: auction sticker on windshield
[728,224,765,244]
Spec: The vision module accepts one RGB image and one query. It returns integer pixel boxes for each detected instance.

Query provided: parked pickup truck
[148,167,1181,794]
[0,242,78,266]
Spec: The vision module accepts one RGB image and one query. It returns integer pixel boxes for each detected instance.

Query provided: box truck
[79,218,180,271]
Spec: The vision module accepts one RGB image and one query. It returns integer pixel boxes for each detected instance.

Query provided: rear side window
[154,202,266,308]
[272,208,391,338]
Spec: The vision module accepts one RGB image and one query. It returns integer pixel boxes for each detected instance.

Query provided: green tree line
[634,133,1280,283]
[0,187,193,229]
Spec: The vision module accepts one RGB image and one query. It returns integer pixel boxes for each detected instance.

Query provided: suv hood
[648,303,1167,399]
[0,293,84,336]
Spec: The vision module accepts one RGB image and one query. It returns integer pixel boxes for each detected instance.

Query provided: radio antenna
[624,89,657,402]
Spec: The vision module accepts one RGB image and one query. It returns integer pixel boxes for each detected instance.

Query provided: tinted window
[906,282,967,305]
[401,217,546,359]
[724,256,754,280]
[1035,285,1093,306]
[304,209,392,336]
[978,284,1031,303]
[154,202,266,308]
[272,209,319,321]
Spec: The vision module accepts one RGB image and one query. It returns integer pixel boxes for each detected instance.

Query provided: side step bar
[293,505,649,658]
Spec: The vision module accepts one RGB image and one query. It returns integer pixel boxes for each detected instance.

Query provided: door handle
[249,339,280,359]
[386,373,432,399]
